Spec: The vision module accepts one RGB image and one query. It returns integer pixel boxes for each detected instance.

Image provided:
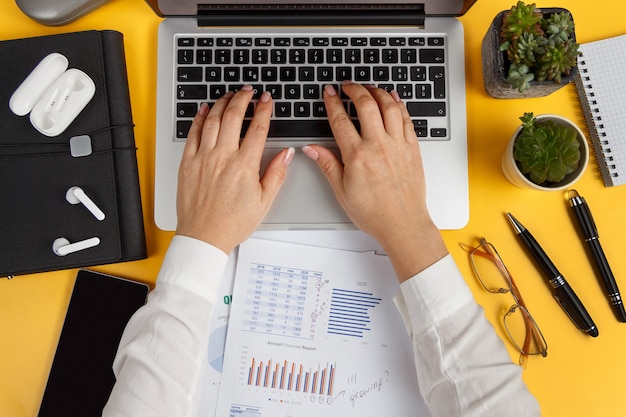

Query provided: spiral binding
[576,54,619,185]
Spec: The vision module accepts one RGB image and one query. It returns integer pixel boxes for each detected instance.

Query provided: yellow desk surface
[2,1,626,416]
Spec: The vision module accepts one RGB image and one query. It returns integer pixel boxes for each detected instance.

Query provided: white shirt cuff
[156,235,229,301]
[394,254,474,336]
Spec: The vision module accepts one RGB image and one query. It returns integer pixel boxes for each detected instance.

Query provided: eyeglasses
[460,238,548,367]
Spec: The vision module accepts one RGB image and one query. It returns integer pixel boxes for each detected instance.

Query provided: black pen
[506,212,599,337]
[568,190,626,322]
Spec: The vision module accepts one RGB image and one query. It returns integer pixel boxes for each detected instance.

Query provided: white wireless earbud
[52,237,100,256]
[66,186,105,221]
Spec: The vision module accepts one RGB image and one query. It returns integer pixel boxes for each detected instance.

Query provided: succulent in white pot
[502,113,589,190]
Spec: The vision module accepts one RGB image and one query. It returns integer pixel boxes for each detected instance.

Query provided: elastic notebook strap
[0,123,136,160]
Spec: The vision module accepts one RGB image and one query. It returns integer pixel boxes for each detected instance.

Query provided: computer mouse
[15,0,111,26]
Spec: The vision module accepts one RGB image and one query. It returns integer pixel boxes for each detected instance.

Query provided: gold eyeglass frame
[461,238,548,367]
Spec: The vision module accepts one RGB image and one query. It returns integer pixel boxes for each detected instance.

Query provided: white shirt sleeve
[394,254,542,417]
[104,239,540,417]
[102,235,228,417]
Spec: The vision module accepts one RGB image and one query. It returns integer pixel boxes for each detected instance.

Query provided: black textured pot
[481,8,578,99]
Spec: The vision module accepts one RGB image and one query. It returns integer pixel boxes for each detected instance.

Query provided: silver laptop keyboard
[174,33,449,141]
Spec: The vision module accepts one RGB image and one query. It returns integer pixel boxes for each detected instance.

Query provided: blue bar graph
[327,288,382,338]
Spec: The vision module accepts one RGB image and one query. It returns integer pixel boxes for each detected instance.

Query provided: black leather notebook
[0,30,147,277]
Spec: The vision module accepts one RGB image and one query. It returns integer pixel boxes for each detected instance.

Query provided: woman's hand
[303,82,448,280]
[176,86,294,254]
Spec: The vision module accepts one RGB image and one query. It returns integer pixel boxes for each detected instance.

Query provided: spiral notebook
[575,33,626,187]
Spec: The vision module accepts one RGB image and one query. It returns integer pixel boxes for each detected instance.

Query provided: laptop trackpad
[259,147,352,229]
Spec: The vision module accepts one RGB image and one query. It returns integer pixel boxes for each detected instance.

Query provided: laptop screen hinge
[197,4,425,27]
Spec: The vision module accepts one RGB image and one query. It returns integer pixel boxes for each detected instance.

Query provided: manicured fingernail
[260,91,272,103]
[283,147,295,165]
[198,102,209,116]
[242,84,253,91]
[302,145,319,161]
[390,90,402,102]
[324,85,337,96]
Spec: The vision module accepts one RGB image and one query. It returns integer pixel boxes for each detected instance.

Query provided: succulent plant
[536,41,579,83]
[500,2,579,92]
[506,63,535,93]
[500,1,543,42]
[514,113,581,184]
[544,11,575,43]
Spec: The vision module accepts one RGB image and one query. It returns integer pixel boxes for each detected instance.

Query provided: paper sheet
[211,237,429,417]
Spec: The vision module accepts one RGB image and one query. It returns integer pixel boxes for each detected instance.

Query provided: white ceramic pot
[501,114,589,191]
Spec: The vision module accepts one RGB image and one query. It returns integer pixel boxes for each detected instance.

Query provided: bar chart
[327,288,382,338]
[247,357,336,397]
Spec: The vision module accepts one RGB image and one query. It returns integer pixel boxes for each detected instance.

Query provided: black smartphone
[38,269,149,417]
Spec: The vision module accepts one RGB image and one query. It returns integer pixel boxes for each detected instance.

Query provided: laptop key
[313,38,329,46]
[177,67,202,82]
[252,49,269,64]
[428,37,445,46]
[242,120,334,138]
[206,67,221,82]
[261,67,278,81]
[294,38,310,46]
[177,120,193,138]
[266,85,282,99]
[365,49,380,63]
[177,50,193,64]
[177,85,207,100]
[331,38,349,46]
[236,38,253,46]
[197,38,214,47]
[234,49,250,64]
[327,49,342,64]
[303,85,319,99]
[178,38,194,47]
[307,49,324,64]
[275,38,291,46]
[317,67,333,81]
[215,50,231,64]
[382,49,398,63]
[407,102,446,117]
[429,66,446,99]
[294,102,311,117]
[209,85,227,99]
[271,49,287,64]
[196,49,211,64]
[177,103,197,117]
[431,128,447,137]
[419,49,445,63]
[285,85,301,99]
[255,38,271,46]
[280,67,297,81]
[275,103,292,117]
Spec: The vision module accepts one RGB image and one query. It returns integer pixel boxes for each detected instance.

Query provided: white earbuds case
[9,52,95,137]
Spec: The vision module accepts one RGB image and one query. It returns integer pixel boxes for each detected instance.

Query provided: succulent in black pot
[482,2,579,98]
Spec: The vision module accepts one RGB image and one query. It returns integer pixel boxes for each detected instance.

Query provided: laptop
[148,0,473,231]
